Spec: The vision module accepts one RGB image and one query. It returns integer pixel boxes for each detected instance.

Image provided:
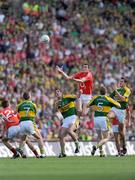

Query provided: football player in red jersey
[0,99,40,158]
[0,99,21,158]
[56,64,93,116]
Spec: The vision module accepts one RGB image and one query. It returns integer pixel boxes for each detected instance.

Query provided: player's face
[55,90,62,98]
[82,65,88,72]
[119,79,125,87]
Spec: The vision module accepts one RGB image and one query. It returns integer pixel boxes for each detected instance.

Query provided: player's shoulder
[124,86,131,93]
[3,107,12,112]
[18,100,33,106]
[91,95,99,101]
[63,94,76,99]
[104,95,116,102]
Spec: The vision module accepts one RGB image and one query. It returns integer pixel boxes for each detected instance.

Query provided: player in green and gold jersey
[108,77,131,155]
[87,86,121,156]
[55,89,80,158]
[17,92,45,158]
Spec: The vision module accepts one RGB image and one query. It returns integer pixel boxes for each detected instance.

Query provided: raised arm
[114,85,131,102]
[56,66,72,80]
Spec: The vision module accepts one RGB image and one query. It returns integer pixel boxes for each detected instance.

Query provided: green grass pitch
[0,156,135,180]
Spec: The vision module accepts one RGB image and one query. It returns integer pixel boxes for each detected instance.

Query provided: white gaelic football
[39,34,50,43]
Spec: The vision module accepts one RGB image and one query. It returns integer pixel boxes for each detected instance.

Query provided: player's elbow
[117,104,121,108]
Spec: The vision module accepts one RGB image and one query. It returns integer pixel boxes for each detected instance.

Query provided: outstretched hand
[56,66,63,73]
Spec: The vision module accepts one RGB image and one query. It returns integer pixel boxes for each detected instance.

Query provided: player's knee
[77,110,82,116]
[59,130,65,138]
[67,128,73,135]
[2,138,8,143]
[107,111,115,120]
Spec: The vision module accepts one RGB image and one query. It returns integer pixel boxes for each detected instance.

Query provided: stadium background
[0,0,135,143]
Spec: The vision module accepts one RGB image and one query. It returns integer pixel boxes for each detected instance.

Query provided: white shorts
[112,125,119,133]
[20,121,36,135]
[62,115,77,128]
[80,94,92,105]
[7,125,20,139]
[94,116,108,131]
[111,107,126,123]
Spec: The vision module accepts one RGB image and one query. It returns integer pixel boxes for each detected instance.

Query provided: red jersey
[112,118,119,125]
[73,71,93,95]
[0,107,19,129]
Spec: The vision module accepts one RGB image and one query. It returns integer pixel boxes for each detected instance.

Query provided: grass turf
[0,156,135,180]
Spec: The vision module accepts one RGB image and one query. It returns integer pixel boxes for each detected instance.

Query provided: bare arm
[113,84,126,101]
[72,78,83,83]
[115,90,126,101]
[56,66,72,80]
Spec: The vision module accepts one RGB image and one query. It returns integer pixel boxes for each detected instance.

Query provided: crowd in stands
[0,0,135,141]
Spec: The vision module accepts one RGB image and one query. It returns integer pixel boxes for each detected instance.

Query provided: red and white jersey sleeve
[0,107,19,129]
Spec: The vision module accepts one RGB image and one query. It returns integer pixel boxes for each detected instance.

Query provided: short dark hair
[23,92,30,100]
[121,77,127,83]
[82,64,89,67]
[1,99,9,108]
[100,86,107,95]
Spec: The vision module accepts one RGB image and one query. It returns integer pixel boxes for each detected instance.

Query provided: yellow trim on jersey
[94,106,111,113]
[17,100,37,113]
[19,111,36,118]
[106,117,111,130]
[63,94,76,99]
[60,102,75,113]
[75,118,80,129]
[105,96,121,108]
[87,95,98,107]
[123,86,131,99]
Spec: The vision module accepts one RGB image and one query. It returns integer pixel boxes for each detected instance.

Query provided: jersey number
[25,107,30,117]
[97,102,103,112]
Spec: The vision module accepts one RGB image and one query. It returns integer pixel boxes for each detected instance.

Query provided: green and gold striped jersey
[87,95,121,117]
[110,86,131,110]
[57,94,77,119]
[17,100,37,122]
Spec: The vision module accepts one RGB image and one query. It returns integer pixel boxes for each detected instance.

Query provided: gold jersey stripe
[19,111,36,117]
[59,102,75,113]
[94,106,112,113]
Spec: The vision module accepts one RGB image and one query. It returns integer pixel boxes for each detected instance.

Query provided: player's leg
[18,121,32,158]
[67,123,80,153]
[26,140,39,158]
[82,102,89,116]
[2,137,19,158]
[91,117,101,156]
[59,127,67,157]
[63,115,80,153]
[96,131,109,149]
[114,132,121,156]
[91,117,110,156]
[110,108,127,154]
[34,125,45,157]
[95,117,113,153]
[81,94,92,116]
[3,126,21,158]
[76,98,82,116]
[107,111,116,123]
[18,134,27,158]
[119,122,127,154]
[91,129,102,156]
[112,124,121,156]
